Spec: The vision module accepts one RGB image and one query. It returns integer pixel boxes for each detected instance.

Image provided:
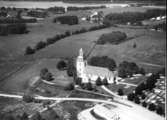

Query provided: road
[0,93,118,105]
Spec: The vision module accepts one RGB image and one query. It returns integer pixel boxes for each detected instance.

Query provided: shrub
[65,83,74,90]
[25,46,35,55]
[35,41,47,50]
[142,101,147,107]
[156,106,164,115]
[23,93,34,103]
[118,88,124,96]
[40,68,54,81]
[127,93,135,101]
[134,96,140,104]
[57,60,67,70]
[148,103,156,111]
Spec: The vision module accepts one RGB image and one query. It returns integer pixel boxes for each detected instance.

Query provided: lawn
[123,76,147,85]
[107,83,136,95]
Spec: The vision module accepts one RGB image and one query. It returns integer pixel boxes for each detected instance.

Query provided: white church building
[76,48,117,84]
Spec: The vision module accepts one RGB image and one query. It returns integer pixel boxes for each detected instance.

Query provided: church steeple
[79,48,83,58]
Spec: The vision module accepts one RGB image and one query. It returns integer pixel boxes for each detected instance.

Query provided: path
[101,85,122,99]
[0,93,119,105]
[117,82,137,87]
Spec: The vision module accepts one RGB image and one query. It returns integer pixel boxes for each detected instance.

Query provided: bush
[97,31,127,45]
[53,15,79,25]
[134,96,140,104]
[127,93,135,101]
[156,106,164,115]
[23,93,34,103]
[118,88,124,96]
[57,60,67,70]
[65,83,74,90]
[142,101,147,107]
[148,103,156,111]
[25,46,35,55]
[40,68,54,81]
[35,41,47,50]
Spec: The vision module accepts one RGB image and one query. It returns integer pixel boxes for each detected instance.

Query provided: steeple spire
[79,48,83,57]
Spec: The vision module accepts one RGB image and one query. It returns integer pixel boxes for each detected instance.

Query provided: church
[76,48,116,84]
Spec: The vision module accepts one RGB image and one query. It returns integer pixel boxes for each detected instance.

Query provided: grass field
[0,6,165,94]
[107,83,136,95]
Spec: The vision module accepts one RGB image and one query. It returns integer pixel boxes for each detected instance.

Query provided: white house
[76,48,116,84]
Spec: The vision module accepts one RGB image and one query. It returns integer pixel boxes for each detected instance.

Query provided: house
[89,11,104,24]
[76,48,117,84]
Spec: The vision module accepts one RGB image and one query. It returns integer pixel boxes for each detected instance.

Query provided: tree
[57,60,67,70]
[141,93,146,99]
[118,88,124,96]
[142,101,147,107]
[134,96,140,104]
[96,77,102,86]
[127,93,135,101]
[102,77,108,86]
[135,82,146,95]
[40,68,53,81]
[35,41,46,50]
[86,82,93,90]
[89,56,116,71]
[25,46,35,55]
[156,106,164,115]
[67,59,76,77]
[148,103,156,111]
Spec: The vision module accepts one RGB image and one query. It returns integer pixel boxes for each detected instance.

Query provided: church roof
[85,65,113,78]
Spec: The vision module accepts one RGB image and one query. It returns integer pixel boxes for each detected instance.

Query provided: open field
[0,6,165,97]
[0,58,72,93]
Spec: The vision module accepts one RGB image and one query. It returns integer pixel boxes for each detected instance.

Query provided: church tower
[76,48,85,78]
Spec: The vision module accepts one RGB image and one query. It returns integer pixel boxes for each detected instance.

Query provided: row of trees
[104,9,166,25]
[88,56,116,71]
[67,6,106,11]
[127,71,164,115]
[97,31,127,45]
[25,24,108,55]
[0,23,28,36]
[135,73,160,95]
[0,17,37,24]
[53,15,79,25]
[127,92,164,115]
[118,61,145,78]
